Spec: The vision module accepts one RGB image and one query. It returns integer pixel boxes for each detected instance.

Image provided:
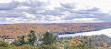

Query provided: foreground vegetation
[0,30,111,49]
[0,31,57,49]
[56,35,111,49]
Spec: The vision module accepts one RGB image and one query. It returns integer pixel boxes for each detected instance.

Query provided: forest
[0,23,111,37]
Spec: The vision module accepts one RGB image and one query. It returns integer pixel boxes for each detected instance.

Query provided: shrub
[0,42,8,47]
[38,44,57,49]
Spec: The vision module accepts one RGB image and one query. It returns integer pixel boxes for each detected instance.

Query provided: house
[0,38,2,42]
[34,39,42,45]
[4,38,15,44]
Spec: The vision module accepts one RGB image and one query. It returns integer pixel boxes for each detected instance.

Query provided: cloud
[41,10,64,16]
[0,1,19,10]
[0,0,49,23]
[67,18,103,23]
[60,3,76,9]
[20,0,48,8]
[0,0,111,24]
[61,7,111,22]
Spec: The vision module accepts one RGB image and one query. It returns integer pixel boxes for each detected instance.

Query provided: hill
[0,22,111,37]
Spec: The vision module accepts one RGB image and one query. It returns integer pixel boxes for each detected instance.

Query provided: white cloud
[1,0,111,12]
[15,6,30,9]
[0,0,111,24]
[22,12,36,19]
[72,18,103,23]
[0,0,12,3]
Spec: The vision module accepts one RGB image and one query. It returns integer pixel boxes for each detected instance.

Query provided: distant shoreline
[58,28,111,37]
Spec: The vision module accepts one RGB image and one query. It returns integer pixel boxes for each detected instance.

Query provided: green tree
[27,30,37,45]
[19,35,25,44]
[42,32,56,45]
[11,35,25,46]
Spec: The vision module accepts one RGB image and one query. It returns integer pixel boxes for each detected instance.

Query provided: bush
[16,44,39,49]
[38,44,57,49]
[0,42,8,47]
[0,47,9,49]
[68,44,94,49]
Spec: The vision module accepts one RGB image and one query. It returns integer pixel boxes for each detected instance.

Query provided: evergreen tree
[27,30,37,45]
[42,32,56,45]
[19,35,25,44]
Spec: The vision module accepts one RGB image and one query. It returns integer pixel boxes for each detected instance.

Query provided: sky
[0,0,111,24]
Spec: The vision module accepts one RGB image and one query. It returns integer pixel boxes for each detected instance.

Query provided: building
[4,38,15,44]
[34,39,42,45]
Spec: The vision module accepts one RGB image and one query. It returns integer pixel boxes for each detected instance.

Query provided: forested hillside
[0,23,111,37]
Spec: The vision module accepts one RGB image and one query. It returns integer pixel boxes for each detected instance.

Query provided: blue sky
[0,0,111,24]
